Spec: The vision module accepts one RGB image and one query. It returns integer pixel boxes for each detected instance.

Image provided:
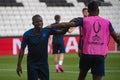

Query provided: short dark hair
[54,15,60,20]
[32,14,42,21]
[88,1,99,12]
[82,8,88,12]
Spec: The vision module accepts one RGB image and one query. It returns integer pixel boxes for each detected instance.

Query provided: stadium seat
[0,0,23,6]
[0,0,120,36]
[77,0,112,6]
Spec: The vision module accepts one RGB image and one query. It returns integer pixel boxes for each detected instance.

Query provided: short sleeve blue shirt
[21,28,56,64]
[52,22,64,44]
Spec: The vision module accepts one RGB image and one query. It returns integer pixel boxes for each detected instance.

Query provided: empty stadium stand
[0,0,23,6]
[39,0,74,6]
[77,0,112,6]
[0,0,120,36]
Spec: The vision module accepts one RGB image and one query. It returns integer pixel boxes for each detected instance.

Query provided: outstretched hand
[69,17,81,22]
[16,65,22,77]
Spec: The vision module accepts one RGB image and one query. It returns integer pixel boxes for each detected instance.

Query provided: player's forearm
[115,36,120,45]
[51,22,68,28]
[56,28,69,34]
[50,22,75,28]
[111,32,120,45]
[17,49,24,66]
[68,27,76,33]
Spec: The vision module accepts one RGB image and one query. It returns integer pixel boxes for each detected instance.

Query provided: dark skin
[16,15,68,77]
[46,9,120,45]
[47,8,120,80]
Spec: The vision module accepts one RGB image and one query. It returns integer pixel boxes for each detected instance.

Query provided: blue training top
[21,28,56,64]
[52,22,64,44]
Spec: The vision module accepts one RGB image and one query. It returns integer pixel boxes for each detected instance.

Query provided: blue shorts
[27,63,49,80]
[52,42,65,54]
[79,54,105,76]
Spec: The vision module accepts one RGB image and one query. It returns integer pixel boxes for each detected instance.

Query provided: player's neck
[33,28,41,34]
[89,12,99,16]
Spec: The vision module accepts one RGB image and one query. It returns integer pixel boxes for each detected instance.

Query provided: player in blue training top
[16,14,68,80]
[49,15,65,73]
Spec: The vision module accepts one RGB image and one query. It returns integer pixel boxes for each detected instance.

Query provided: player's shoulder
[51,22,57,25]
[99,16,111,26]
[42,27,51,32]
[96,16,110,23]
[23,28,33,36]
[78,17,83,18]
[25,28,33,33]
[75,17,83,20]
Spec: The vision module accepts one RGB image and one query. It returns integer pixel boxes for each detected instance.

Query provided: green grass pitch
[0,53,120,80]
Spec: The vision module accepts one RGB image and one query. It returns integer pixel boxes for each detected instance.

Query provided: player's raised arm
[56,27,70,34]
[46,22,75,29]
[46,17,83,29]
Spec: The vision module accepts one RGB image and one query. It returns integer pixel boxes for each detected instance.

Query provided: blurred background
[0,0,120,80]
[0,0,120,55]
